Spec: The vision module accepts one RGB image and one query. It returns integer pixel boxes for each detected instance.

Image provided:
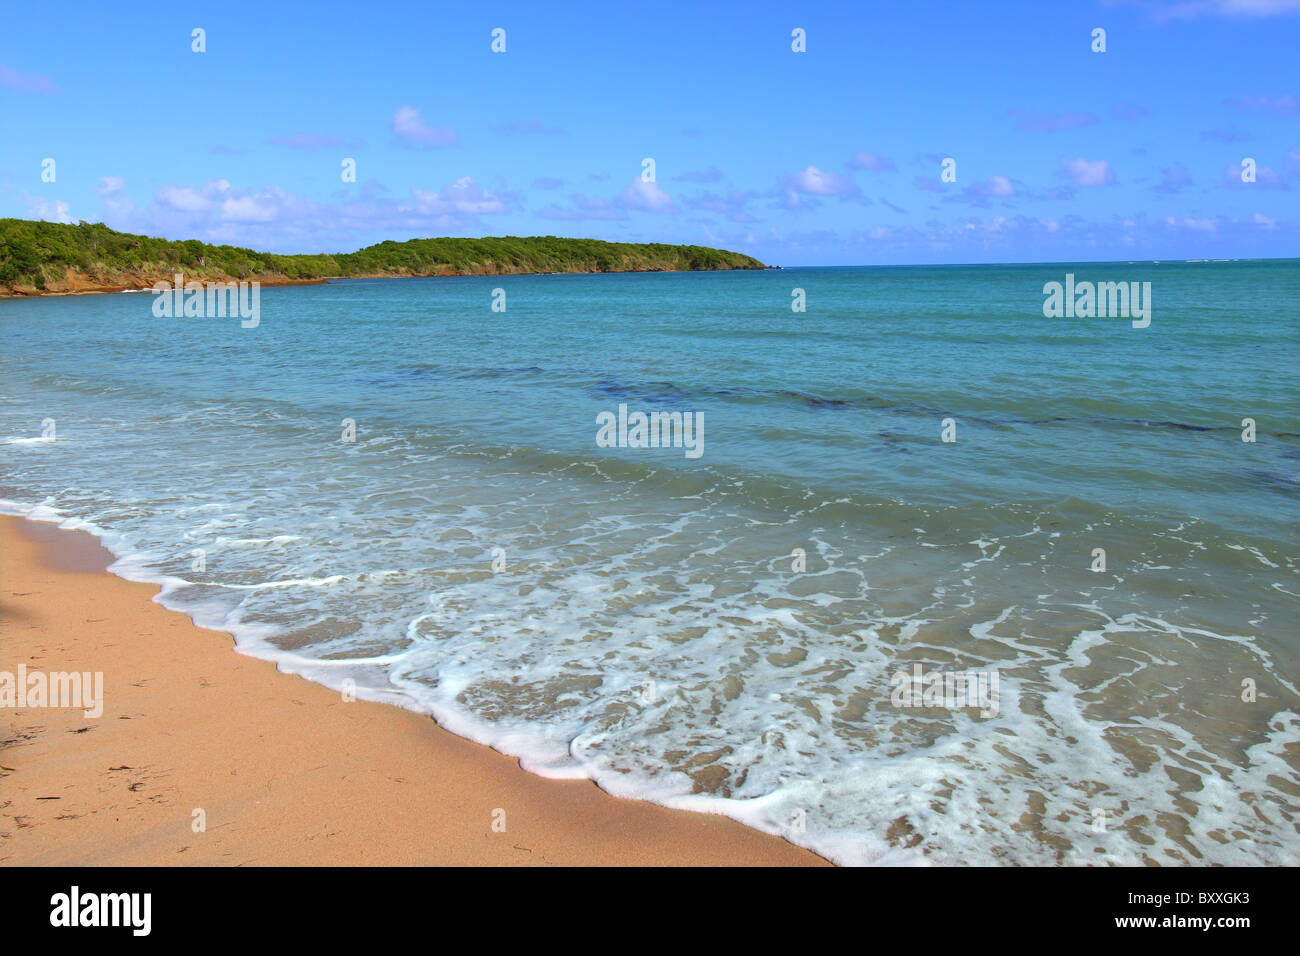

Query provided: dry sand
[0,515,826,866]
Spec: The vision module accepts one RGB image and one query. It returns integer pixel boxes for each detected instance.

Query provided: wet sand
[0,515,826,866]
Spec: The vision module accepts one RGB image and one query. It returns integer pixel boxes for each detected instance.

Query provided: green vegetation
[0,218,767,293]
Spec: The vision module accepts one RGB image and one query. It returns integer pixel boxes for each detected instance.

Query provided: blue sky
[2,0,1297,265]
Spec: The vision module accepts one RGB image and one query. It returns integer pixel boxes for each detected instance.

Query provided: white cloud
[392,106,457,147]
[221,195,279,223]
[1165,215,1217,231]
[986,175,1014,196]
[1061,158,1117,187]
[88,175,510,248]
[409,176,507,216]
[1138,0,1300,19]
[948,174,1017,206]
[157,183,222,212]
[778,166,861,209]
[619,178,678,213]
[0,65,58,94]
[1222,161,1284,187]
[22,196,73,223]
[848,151,896,172]
[1227,93,1300,115]
[96,176,134,217]
[789,166,853,195]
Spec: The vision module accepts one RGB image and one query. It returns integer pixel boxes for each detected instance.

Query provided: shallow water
[2,260,1297,865]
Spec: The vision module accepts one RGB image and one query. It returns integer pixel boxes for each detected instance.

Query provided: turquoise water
[2,260,1298,864]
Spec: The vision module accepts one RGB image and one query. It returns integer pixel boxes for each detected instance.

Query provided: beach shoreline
[0,274,330,299]
[0,265,767,301]
[0,515,827,866]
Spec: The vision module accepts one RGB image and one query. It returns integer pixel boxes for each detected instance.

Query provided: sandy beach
[0,515,825,866]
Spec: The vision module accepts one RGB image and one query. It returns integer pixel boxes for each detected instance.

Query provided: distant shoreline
[0,264,784,301]
[0,274,329,299]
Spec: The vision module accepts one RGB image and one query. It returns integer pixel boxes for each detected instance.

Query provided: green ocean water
[2,259,1297,864]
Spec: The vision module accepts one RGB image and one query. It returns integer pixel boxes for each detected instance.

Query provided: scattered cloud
[949,174,1017,206]
[1115,0,1300,20]
[981,175,1016,197]
[779,166,861,208]
[0,65,58,95]
[96,177,132,217]
[409,177,510,217]
[619,178,679,213]
[789,166,856,196]
[391,106,457,147]
[157,182,225,213]
[22,195,72,223]
[86,175,514,248]
[1166,214,1217,231]
[1226,93,1300,115]
[1151,163,1193,193]
[150,180,308,225]
[848,151,897,172]
[532,177,565,190]
[536,177,679,220]
[1221,160,1286,187]
[1061,157,1118,186]
[221,193,282,223]
[754,209,1293,262]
